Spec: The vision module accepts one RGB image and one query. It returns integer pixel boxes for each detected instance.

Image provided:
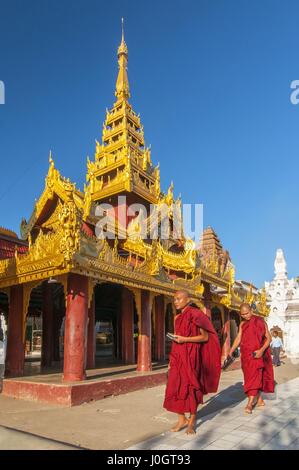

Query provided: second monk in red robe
[229,303,275,414]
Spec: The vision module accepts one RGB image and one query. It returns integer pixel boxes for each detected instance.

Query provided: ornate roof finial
[121,17,125,42]
[165,181,174,206]
[118,17,127,55]
[49,149,54,167]
[115,18,130,100]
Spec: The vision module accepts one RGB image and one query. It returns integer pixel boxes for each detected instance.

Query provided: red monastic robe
[240,315,275,396]
[163,306,221,414]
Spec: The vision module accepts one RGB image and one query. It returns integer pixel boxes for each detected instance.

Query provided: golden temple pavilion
[0,26,268,387]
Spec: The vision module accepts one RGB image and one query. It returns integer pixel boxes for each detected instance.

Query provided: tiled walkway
[128,377,299,450]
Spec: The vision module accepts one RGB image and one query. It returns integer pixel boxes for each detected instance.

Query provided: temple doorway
[94,283,138,363]
[24,280,65,373]
[94,283,121,360]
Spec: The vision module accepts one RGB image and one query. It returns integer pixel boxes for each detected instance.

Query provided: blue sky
[0,0,298,286]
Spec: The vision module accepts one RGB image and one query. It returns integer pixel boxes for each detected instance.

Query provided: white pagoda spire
[274,248,288,281]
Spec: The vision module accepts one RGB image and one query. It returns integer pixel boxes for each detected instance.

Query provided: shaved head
[240,302,253,321]
[174,290,190,312]
[175,290,190,299]
[240,303,251,311]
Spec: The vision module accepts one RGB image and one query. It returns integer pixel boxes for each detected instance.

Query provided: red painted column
[221,308,231,361]
[86,296,95,369]
[41,282,54,368]
[154,295,165,361]
[121,288,134,364]
[63,274,88,382]
[137,290,152,372]
[5,285,25,377]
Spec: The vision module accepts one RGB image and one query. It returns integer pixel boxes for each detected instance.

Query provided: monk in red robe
[163,290,221,434]
[228,303,275,414]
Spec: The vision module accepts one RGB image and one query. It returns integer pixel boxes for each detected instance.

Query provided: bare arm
[254,322,272,358]
[262,323,272,352]
[175,328,209,344]
[229,324,243,356]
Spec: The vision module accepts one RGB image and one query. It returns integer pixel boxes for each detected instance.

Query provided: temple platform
[2,359,168,407]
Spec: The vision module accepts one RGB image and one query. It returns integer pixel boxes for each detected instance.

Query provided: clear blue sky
[0,0,298,287]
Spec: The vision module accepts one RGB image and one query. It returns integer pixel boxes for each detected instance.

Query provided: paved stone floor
[128,376,299,450]
[0,358,298,449]
[0,425,78,450]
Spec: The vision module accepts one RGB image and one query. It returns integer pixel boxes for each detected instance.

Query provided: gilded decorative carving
[232,289,243,304]
[20,154,84,240]
[124,238,196,274]
[58,199,81,267]
[83,184,92,220]
[20,229,62,265]
[194,282,204,297]
[255,288,270,317]
[244,284,254,306]
[17,258,64,274]
[0,258,15,279]
[220,287,232,309]
[137,240,163,276]
[88,277,96,309]
[42,200,64,230]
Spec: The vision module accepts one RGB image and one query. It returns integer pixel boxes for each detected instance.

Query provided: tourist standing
[271,331,283,367]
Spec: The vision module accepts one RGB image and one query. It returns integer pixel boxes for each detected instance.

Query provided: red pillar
[5,285,25,377]
[41,282,54,368]
[86,296,95,369]
[63,274,88,382]
[121,288,134,364]
[221,308,231,361]
[154,295,165,361]
[137,290,152,372]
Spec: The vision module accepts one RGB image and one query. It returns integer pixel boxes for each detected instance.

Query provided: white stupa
[265,249,299,357]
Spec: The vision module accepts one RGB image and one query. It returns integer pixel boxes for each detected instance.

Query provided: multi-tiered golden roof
[0,24,268,317]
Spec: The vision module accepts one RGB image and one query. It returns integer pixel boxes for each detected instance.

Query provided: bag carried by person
[221,355,235,371]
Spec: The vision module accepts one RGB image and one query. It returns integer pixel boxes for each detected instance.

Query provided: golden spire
[120,17,126,50]
[49,149,54,166]
[115,18,130,101]
[86,21,161,205]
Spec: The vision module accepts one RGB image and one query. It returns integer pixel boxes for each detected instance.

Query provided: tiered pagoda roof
[84,22,161,210]
[0,23,269,315]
